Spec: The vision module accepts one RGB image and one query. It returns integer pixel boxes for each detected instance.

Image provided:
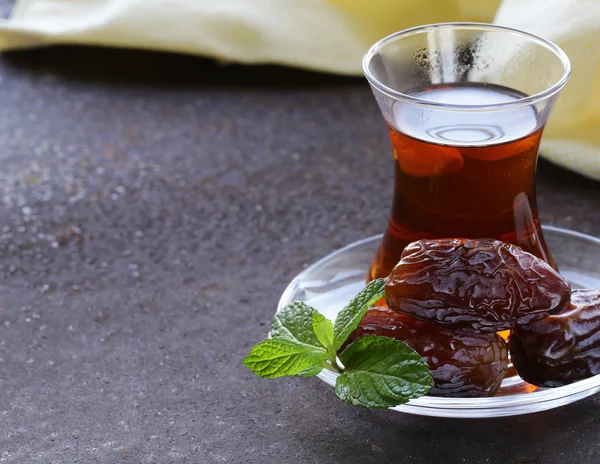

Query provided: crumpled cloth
[0,0,598,181]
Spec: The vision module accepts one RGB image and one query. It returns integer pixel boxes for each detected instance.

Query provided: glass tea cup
[363,23,571,280]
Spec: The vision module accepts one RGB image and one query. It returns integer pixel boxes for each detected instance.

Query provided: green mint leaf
[272,301,322,347]
[333,278,387,350]
[244,338,328,379]
[297,364,325,378]
[335,335,433,409]
[312,313,334,352]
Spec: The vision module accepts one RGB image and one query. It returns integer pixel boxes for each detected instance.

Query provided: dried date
[385,239,570,333]
[510,289,600,387]
[345,307,508,397]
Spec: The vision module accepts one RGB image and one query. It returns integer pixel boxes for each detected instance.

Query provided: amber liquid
[369,83,555,280]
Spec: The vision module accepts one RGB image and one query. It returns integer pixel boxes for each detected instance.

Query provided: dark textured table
[0,44,598,464]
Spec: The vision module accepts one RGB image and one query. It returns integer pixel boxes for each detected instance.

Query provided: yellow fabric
[494,0,600,181]
[0,0,598,181]
[0,0,499,74]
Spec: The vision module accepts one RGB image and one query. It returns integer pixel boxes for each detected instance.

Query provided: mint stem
[323,358,344,374]
[324,354,344,373]
[332,357,344,373]
[323,361,336,372]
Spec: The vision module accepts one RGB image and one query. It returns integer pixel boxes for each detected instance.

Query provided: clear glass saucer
[277,226,600,418]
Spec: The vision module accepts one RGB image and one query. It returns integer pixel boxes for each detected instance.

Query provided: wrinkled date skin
[510,289,600,387]
[385,239,571,333]
[345,307,509,397]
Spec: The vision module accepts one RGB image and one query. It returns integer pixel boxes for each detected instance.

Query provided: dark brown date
[345,307,508,397]
[510,289,600,387]
[385,239,571,333]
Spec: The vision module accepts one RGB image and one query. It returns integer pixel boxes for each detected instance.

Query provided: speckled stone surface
[0,27,599,464]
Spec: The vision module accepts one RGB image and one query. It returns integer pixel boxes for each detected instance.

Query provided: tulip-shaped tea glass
[364,23,571,280]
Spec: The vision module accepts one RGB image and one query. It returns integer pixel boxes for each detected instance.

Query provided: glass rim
[363,22,572,112]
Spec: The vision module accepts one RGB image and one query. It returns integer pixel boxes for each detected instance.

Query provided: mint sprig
[243,278,434,409]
